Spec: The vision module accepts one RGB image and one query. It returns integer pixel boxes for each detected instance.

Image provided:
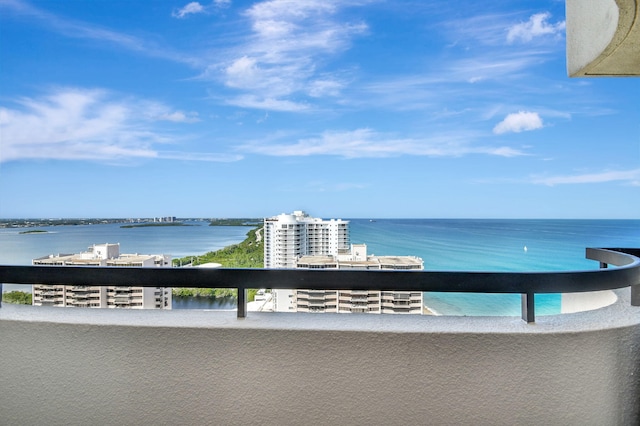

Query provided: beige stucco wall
[1,289,639,425]
[566,0,640,76]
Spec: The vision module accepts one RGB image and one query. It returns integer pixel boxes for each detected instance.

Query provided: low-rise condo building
[294,243,424,314]
[32,243,172,309]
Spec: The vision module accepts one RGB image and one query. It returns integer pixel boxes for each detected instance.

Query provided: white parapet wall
[1,288,640,425]
[561,290,618,314]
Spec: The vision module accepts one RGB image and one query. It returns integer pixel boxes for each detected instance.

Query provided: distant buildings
[264,211,425,314]
[32,243,172,309]
[153,216,177,223]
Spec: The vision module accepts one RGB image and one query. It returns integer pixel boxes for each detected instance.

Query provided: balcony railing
[1,248,638,322]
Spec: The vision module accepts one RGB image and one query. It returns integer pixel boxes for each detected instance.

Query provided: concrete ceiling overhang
[566,0,640,76]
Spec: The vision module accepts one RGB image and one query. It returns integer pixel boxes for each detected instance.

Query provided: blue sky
[0,0,638,219]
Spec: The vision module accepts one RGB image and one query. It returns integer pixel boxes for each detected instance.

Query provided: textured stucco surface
[567,0,640,76]
[1,288,639,425]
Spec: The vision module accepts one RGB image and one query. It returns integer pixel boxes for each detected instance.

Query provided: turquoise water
[349,219,639,316]
[350,219,639,272]
[1,219,638,316]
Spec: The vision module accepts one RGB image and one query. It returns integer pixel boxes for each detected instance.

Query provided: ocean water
[349,219,640,316]
[1,219,638,316]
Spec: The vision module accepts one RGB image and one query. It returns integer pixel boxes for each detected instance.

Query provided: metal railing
[1,248,639,322]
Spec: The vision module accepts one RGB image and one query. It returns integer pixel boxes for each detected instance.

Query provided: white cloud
[239,128,528,159]
[0,89,153,162]
[172,2,205,19]
[225,56,261,89]
[1,0,139,46]
[448,11,564,46]
[158,151,242,162]
[443,12,522,47]
[210,0,368,110]
[507,12,565,43]
[141,102,201,123]
[225,95,309,112]
[0,88,227,163]
[357,48,558,112]
[531,169,640,186]
[452,55,546,83]
[156,111,200,123]
[246,1,337,22]
[308,79,344,97]
[381,11,564,114]
[493,111,543,134]
[488,146,528,157]
[0,0,201,66]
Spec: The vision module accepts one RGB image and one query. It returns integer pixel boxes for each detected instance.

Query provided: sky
[0,0,638,219]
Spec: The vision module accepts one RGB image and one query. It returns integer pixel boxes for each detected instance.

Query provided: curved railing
[1,248,638,322]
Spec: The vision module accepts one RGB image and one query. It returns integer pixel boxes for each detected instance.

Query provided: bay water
[0,220,250,295]
[1,219,638,316]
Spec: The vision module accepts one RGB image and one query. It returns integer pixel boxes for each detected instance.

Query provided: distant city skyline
[1,0,638,219]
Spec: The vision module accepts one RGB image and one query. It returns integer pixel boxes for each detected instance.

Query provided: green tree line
[172,227,264,301]
[2,291,32,305]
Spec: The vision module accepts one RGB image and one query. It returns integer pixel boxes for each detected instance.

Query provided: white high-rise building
[264,210,350,269]
[264,212,425,314]
[32,243,172,309]
[264,211,350,311]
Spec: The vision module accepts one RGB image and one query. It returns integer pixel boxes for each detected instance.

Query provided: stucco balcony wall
[1,288,640,425]
[566,0,640,76]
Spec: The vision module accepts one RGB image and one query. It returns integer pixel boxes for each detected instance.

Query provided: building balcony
[71,293,90,299]
[382,306,412,312]
[382,301,409,308]
[382,310,421,316]
[339,301,369,309]
[346,289,370,296]
[1,248,640,424]
[71,286,89,291]
[349,302,370,309]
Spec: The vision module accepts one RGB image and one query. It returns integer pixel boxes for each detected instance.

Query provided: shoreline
[423,305,440,316]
